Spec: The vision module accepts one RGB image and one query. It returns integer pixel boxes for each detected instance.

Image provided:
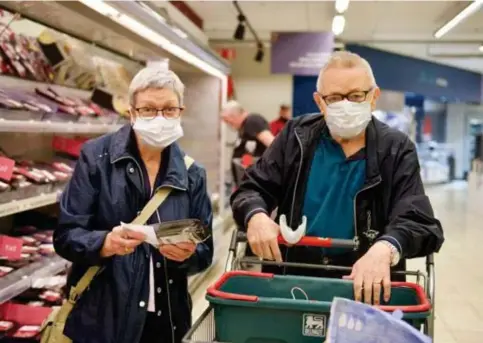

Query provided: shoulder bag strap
[69,155,195,302]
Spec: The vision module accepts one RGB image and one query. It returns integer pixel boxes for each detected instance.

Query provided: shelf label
[0,156,15,181]
[0,235,23,260]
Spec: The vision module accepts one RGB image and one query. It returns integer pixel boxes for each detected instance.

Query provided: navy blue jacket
[54,125,213,343]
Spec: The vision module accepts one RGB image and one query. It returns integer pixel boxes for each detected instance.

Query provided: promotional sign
[271,32,334,76]
[0,156,15,181]
[0,235,23,260]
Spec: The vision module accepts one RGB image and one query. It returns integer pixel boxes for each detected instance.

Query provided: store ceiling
[188,1,483,73]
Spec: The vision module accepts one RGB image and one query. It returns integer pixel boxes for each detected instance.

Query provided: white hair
[316,51,376,92]
[128,67,185,105]
[222,100,244,113]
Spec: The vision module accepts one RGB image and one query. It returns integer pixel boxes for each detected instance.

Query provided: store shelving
[0,255,70,304]
[0,189,64,218]
[0,118,124,134]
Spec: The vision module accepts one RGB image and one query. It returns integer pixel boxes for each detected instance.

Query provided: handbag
[40,155,194,343]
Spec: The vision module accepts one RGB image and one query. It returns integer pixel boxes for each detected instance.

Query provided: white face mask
[133,116,184,148]
[325,100,372,139]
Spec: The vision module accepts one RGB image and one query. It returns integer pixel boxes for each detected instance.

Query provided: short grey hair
[316,51,376,92]
[128,67,185,106]
[222,100,244,113]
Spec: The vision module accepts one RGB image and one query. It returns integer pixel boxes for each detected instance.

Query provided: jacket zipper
[284,130,305,274]
[352,181,381,250]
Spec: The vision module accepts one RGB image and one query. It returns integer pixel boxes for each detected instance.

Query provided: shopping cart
[183,230,435,343]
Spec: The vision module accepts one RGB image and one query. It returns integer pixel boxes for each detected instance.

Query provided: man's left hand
[344,242,392,305]
[159,242,196,262]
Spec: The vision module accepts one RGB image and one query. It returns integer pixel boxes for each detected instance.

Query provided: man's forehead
[319,67,373,94]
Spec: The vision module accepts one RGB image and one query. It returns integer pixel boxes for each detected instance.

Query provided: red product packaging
[12,325,41,338]
[0,235,23,260]
[0,156,15,182]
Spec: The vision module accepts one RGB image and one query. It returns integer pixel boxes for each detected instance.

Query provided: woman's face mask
[324,100,372,139]
[133,116,184,149]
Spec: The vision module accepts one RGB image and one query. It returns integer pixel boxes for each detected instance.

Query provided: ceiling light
[78,0,226,78]
[479,44,483,53]
[335,0,350,13]
[434,0,483,39]
[233,14,246,40]
[332,15,346,36]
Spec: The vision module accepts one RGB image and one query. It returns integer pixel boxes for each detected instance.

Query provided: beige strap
[68,155,195,302]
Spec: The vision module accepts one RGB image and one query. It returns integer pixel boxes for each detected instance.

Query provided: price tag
[0,235,23,260]
[0,156,15,181]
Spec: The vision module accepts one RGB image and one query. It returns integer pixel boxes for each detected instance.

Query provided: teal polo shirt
[303,133,366,255]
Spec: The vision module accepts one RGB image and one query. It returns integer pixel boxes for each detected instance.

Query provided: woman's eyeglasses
[135,107,182,120]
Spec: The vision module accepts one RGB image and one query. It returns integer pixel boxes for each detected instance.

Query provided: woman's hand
[159,242,196,262]
[100,226,146,257]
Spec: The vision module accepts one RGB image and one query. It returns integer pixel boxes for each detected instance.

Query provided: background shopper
[270,104,292,136]
[54,67,213,343]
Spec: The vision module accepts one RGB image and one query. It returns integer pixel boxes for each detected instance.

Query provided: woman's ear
[371,87,381,111]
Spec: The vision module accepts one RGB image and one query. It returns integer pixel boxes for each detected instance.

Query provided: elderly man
[231,51,444,305]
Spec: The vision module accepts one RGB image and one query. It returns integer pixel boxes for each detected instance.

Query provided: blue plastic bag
[326,297,432,343]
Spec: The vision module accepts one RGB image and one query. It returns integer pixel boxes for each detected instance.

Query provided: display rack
[0,255,70,304]
[0,118,123,134]
[0,189,62,218]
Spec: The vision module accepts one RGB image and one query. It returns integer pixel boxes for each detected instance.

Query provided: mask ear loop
[291,287,309,301]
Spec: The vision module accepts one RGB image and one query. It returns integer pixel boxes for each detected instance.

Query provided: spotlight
[254,43,264,62]
[233,14,246,40]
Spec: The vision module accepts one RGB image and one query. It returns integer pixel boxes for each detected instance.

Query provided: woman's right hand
[100,226,146,257]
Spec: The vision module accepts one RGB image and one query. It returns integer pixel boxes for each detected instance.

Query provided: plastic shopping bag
[326,297,432,343]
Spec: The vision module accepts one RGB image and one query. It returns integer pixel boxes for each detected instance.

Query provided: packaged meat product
[0,180,10,192]
[0,266,13,277]
[32,233,47,242]
[12,325,41,338]
[52,162,73,174]
[0,320,14,338]
[21,246,38,254]
[20,236,37,246]
[39,244,54,256]
[27,301,45,307]
[13,226,37,236]
[39,290,62,303]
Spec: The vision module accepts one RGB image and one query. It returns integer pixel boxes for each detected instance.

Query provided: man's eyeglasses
[319,89,372,105]
[135,107,182,120]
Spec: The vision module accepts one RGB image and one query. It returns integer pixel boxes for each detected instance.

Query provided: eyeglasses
[135,107,182,120]
[319,89,373,105]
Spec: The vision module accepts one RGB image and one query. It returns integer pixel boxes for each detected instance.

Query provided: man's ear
[129,108,136,125]
[371,87,381,111]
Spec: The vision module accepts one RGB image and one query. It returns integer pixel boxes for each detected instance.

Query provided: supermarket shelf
[0,255,71,304]
[0,118,123,134]
[0,189,63,218]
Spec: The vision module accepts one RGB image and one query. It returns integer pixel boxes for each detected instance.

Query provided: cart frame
[183,230,436,343]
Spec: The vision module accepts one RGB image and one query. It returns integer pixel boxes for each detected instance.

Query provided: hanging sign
[271,32,334,76]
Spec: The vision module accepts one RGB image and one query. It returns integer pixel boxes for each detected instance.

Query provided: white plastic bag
[326,298,431,343]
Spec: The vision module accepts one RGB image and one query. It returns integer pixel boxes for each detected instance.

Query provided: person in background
[54,67,213,343]
[221,100,274,182]
[231,51,444,305]
[270,104,292,136]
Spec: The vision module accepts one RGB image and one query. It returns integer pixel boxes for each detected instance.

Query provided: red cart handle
[234,231,357,250]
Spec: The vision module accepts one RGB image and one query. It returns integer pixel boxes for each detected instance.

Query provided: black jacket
[231,114,444,276]
[54,125,213,343]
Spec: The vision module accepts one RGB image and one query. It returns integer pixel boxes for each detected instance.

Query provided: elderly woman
[53,67,213,343]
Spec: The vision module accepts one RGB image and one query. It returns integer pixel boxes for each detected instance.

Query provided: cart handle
[231,231,357,250]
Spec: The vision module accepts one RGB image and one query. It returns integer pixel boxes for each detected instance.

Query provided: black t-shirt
[232,114,269,159]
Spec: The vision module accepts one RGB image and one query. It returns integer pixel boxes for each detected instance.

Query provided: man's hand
[344,242,392,305]
[100,226,146,258]
[160,242,196,262]
[246,212,282,262]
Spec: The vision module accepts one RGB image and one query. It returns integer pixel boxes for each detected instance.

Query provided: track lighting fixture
[233,14,246,40]
[255,42,264,62]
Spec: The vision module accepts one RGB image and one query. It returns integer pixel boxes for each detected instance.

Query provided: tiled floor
[191,182,482,342]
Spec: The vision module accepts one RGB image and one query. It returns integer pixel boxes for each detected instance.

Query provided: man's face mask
[324,99,372,139]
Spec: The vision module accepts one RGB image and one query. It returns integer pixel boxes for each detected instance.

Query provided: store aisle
[190,182,481,343]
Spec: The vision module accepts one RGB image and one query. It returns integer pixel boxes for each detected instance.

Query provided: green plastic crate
[206,271,431,343]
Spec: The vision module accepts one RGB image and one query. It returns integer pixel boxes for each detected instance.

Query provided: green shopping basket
[205,270,430,343]
[183,230,435,343]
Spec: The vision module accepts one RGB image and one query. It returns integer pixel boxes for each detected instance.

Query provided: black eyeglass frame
[134,106,183,120]
[317,88,374,105]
